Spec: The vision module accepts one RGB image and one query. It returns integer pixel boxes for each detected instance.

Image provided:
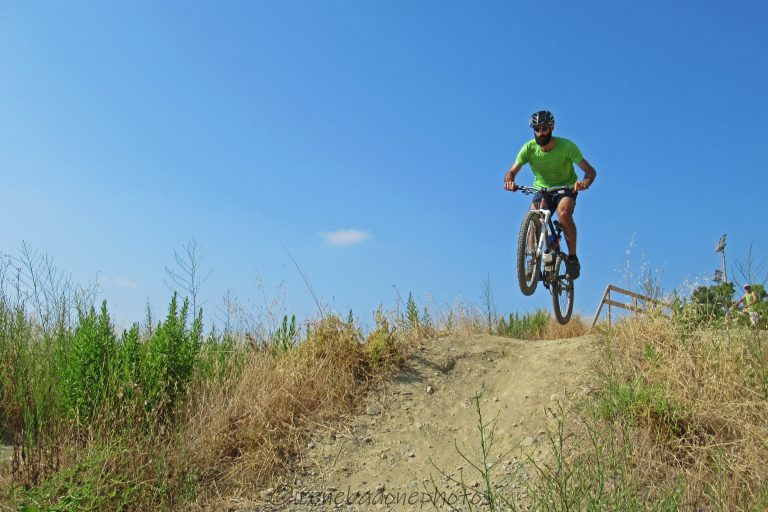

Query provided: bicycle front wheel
[551,254,574,324]
[516,211,542,296]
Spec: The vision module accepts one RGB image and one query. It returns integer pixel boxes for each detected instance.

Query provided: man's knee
[557,198,576,223]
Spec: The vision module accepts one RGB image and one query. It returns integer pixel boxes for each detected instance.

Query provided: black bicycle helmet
[529,110,555,127]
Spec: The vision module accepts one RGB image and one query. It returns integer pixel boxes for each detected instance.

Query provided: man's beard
[535,131,552,146]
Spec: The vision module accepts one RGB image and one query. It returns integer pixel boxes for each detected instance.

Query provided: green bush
[597,379,690,439]
[194,331,245,383]
[753,301,768,329]
[365,308,400,369]
[60,302,117,425]
[140,294,203,419]
[406,292,419,329]
[690,282,735,321]
[55,295,206,427]
[496,309,549,339]
[270,314,298,356]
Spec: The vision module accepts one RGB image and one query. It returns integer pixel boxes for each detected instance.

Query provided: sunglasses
[532,125,552,133]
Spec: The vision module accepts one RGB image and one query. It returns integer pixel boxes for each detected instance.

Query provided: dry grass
[538,316,589,339]
[177,305,592,509]
[413,295,589,340]
[429,298,486,338]
[0,312,413,511]
[599,316,768,509]
[183,316,399,509]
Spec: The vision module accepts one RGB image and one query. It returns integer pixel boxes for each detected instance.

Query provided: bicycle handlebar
[517,185,574,195]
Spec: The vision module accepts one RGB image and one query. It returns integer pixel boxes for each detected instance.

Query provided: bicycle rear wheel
[516,211,542,296]
[551,254,574,324]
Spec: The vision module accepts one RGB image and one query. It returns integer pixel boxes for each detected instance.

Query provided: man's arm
[504,162,523,191]
[574,159,597,191]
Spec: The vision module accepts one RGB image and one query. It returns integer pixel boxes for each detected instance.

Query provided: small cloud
[320,228,373,247]
[106,277,139,289]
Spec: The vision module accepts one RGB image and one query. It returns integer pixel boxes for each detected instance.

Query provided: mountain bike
[728,304,759,327]
[515,185,574,324]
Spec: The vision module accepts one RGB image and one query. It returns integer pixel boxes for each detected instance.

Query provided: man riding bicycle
[503,110,597,279]
[733,283,761,326]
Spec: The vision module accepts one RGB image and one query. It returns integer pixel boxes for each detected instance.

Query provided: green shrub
[406,292,419,329]
[365,308,400,369]
[597,380,689,438]
[139,294,203,419]
[270,314,298,356]
[60,301,117,425]
[13,437,192,512]
[194,331,245,383]
[496,309,549,339]
[751,300,768,329]
[689,282,735,322]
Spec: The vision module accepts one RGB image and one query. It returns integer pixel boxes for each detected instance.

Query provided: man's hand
[573,180,591,192]
[575,159,596,192]
[504,163,522,192]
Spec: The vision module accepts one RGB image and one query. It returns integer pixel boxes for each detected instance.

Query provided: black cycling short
[531,188,578,212]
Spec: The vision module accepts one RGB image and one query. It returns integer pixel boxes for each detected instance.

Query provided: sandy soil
[251,332,600,511]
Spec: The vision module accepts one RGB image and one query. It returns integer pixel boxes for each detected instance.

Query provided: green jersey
[515,137,583,188]
[745,291,759,309]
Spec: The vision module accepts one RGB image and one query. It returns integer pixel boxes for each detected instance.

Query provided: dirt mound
[254,333,599,511]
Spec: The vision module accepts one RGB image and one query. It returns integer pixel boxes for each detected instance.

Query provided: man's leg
[556,197,577,256]
[556,197,580,279]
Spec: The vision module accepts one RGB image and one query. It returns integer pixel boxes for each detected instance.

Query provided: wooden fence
[589,285,672,331]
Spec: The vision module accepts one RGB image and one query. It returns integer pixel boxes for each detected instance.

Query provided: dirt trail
[254,333,600,511]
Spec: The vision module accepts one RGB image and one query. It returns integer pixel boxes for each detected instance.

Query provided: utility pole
[715,234,728,284]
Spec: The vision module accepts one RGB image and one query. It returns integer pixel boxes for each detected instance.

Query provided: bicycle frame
[521,187,568,280]
[514,184,576,324]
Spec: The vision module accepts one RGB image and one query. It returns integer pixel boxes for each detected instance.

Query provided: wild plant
[140,293,203,420]
[0,303,63,485]
[270,314,298,356]
[496,310,549,339]
[164,237,212,314]
[365,307,401,369]
[60,301,117,426]
[406,292,419,329]
[596,314,768,508]
[480,273,498,335]
[422,305,434,331]
[427,391,518,511]
[527,406,683,511]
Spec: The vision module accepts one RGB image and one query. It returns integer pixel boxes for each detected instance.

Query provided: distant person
[503,110,597,279]
[733,283,760,326]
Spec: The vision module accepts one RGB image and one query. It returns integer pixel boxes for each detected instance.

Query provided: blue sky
[1,1,766,330]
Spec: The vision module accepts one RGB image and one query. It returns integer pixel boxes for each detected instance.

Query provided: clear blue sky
[1,1,766,329]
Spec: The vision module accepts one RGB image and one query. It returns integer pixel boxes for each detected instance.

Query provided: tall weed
[0,302,64,485]
[186,315,372,506]
[140,293,203,420]
[595,316,768,508]
[497,310,549,339]
[60,302,117,425]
